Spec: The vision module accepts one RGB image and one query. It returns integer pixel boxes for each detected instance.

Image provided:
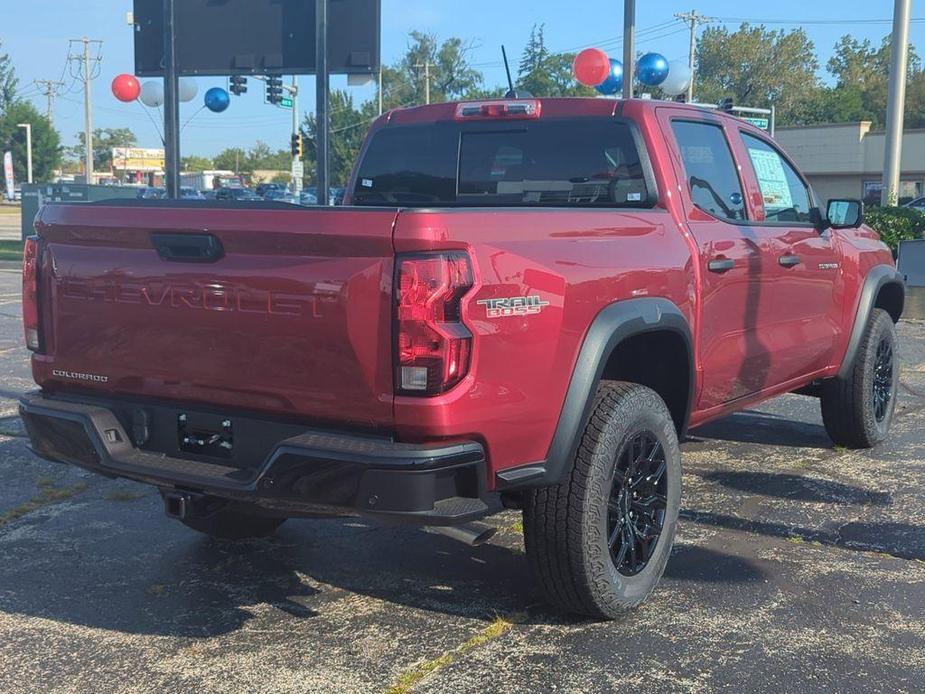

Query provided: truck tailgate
[33,203,399,430]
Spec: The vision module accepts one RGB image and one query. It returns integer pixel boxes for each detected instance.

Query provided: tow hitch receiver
[162,490,216,520]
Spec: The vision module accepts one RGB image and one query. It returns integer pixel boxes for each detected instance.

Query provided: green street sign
[279,97,294,109]
[743,116,769,131]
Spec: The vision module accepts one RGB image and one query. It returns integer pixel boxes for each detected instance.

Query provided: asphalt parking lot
[0,267,923,693]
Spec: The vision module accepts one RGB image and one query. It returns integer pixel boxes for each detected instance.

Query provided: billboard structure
[132,0,380,202]
[133,0,380,77]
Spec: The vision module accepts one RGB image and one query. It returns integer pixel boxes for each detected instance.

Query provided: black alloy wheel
[872,336,894,423]
[607,432,668,576]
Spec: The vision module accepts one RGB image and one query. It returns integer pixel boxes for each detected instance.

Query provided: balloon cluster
[111,73,229,113]
[572,48,692,97]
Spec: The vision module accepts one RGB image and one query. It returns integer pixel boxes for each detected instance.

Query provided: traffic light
[266,76,284,105]
[291,133,303,159]
[229,75,248,96]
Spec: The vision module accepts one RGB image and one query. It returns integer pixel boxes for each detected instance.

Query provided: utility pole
[16,123,33,184]
[414,62,435,104]
[69,37,102,185]
[378,68,383,116]
[34,80,65,125]
[675,10,716,102]
[162,0,181,199]
[883,0,912,206]
[623,0,635,99]
[316,0,329,206]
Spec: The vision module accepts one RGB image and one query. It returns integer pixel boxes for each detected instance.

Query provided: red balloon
[573,48,612,87]
[112,74,141,103]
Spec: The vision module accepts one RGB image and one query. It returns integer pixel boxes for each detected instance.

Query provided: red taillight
[22,236,41,351]
[395,253,474,395]
[454,100,542,120]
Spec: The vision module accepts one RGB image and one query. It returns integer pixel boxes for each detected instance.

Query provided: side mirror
[826,199,864,230]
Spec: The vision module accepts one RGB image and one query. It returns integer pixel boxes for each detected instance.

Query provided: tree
[303,90,371,186]
[213,147,249,174]
[696,24,820,123]
[516,24,594,97]
[181,155,213,172]
[0,101,61,182]
[0,39,18,114]
[825,35,925,128]
[71,128,137,172]
[376,32,485,111]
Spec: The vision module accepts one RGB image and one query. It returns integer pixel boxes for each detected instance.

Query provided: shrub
[864,206,925,253]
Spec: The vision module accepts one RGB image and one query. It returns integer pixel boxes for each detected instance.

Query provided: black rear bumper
[19,392,493,525]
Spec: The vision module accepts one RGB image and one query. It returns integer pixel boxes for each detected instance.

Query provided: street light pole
[16,123,33,184]
[622,0,635,99]
[882,0,912,207]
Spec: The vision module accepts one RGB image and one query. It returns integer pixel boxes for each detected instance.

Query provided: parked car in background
[137,187,206,200]
[214,187,262,201]
[303,187,344,206]
[256,182,287,198]
[263,189,300,205]
[299,191,318,206]
[136,187,165,200]
[903,196,925,211]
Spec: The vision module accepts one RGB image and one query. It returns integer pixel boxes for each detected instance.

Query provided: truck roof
[379,97,734,127]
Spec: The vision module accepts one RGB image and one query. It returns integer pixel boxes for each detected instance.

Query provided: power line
[67,37,103,182]
[714,16,925,25]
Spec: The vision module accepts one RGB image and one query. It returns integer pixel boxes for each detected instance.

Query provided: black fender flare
[496,297,694,489]
[837,265,905,379]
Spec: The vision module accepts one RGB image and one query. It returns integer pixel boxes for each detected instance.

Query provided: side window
[741,133,812,223]
[670,120,746,222]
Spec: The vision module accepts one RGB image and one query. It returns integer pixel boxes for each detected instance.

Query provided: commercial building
[775,122,925,205]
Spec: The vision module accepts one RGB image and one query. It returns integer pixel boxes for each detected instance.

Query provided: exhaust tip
[425,521,497,546]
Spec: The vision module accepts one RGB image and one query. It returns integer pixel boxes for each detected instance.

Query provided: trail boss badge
[477,295,550,318]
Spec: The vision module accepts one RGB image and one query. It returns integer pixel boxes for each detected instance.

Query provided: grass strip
[385,611,528,694]
[0,479,89,528]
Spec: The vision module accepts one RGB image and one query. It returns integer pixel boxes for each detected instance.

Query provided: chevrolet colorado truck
[20,98,905,619]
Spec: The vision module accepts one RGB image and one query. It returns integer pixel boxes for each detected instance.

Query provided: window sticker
[361,178,374,188]
[748,147,792,211]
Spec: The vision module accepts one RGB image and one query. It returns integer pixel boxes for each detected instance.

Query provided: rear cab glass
[353,118,653,208]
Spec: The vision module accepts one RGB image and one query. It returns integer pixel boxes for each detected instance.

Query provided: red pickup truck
[20,98,904,619]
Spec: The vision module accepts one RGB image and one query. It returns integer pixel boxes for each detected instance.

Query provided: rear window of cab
[353,118,653,208]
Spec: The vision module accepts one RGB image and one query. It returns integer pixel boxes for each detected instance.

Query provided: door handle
[152,233,224,263]
[778,254,801,268]
[708,257,735,273]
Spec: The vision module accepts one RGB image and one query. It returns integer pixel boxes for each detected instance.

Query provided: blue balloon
[204,87,230,113]
[595,59,624,95]
[637,52,670,87]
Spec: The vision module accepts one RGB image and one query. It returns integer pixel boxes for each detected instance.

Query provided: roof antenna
[502,45,516,98]
[501,46,532,98]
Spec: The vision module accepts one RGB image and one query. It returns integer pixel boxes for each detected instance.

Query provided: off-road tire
[821,308,898,448]
[179,507,286,540]
[523,382,681,619]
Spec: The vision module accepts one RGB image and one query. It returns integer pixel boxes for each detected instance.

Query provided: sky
[2,0,924,158]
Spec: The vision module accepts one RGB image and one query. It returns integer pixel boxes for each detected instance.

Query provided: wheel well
[601,330,691,434]
[874,282,904,323]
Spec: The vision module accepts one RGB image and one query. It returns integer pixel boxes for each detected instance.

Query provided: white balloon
[661,60,693,97]
[139,80,165,108]
[178,78,198,103]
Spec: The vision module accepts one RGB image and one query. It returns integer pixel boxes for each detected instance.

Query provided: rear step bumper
[19,392,493,526]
